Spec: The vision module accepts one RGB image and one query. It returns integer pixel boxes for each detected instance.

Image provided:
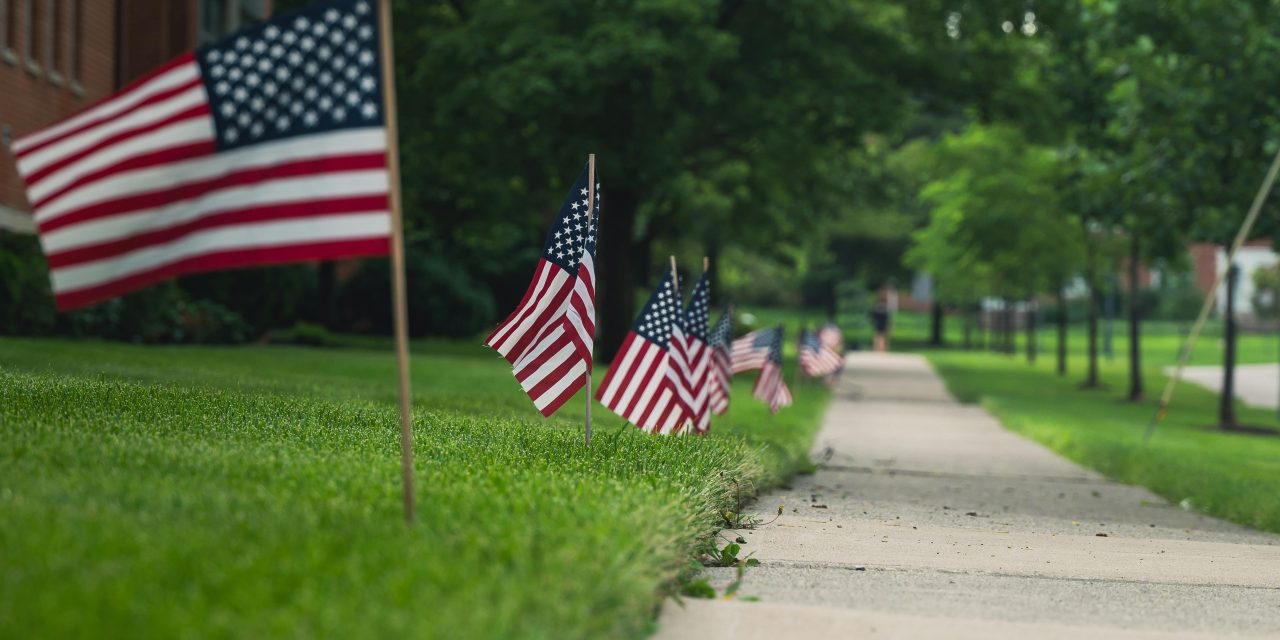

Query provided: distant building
[1189,241,1277,320]
[0,0,270,232]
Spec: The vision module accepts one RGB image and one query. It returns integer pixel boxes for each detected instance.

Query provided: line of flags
[4,0,850,525]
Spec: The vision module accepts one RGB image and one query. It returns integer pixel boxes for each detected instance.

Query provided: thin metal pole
[378,0,415,522]
[584,154,596,447]
[1145,146,1280,441]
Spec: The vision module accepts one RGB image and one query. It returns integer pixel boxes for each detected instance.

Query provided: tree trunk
[598,188,639,363]
[706,239,721,307]
[1004,299,1016,355]
[929,300,944,347]
[1127,233,1144,401]
[1056,286,1067,377]
[1220,263,1239,429]
[1026,298,1036,364]
[1084,279,1100,388]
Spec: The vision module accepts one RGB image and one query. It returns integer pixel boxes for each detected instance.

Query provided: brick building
[0,0,269,232]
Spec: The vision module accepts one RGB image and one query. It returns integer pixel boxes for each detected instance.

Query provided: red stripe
[619,347,665,420]
[24,101,211,189]
[500,282,574,364]
[525,341,583,415]
[487,260,550,347]
[40,152,387,233]
[47,195,390,268]
[55,237,389,311]
[33,142,215,212]
[596,332,638,401]
[535,372,584,417]
[16,57,199,159]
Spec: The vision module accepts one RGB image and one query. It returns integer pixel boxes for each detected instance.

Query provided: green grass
[923,330,1280,535]
[0,337,830,639]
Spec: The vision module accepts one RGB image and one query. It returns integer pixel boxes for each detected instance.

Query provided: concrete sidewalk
[656,353,1280,640]
[1178,364,1279,410]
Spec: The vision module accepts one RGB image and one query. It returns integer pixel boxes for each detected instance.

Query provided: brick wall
[1,0,118,218]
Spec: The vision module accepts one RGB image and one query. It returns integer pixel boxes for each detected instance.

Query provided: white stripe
[29,117,215,204]
[36,128,387,224]
[43,170,389,254]
[531,358,585,411]
[52,213,390,293]
[621,351,666,425]
[513,322,565,375]
[599,338,645,407]
[19,85,208,178]
[490,261,552,347]
[14,63,200,153]
[494,269,571,357]
[606,342,655,411]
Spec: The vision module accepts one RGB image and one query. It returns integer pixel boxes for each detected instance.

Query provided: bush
[277,321,338,347]
[57,284,187,344]
[178,266,316,337]
[336,250,496,338]
[0,233,57,335]
[176,299,252,344]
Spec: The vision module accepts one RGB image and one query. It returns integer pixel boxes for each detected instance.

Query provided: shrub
[336,251,496,338]
[0,233,56,335]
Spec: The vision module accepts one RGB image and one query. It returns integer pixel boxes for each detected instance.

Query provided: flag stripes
[12,0,394,311]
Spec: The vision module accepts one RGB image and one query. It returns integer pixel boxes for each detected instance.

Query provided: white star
[250,122,264,137]
[334,106,347,121]
[301,36,315,51]
[246,73,260,87]
[361,102,378,119]
[358,25,373,40]
[236,37,249,50]
[265,25,280,40]
[265,106,278,120]
[290,101,305,115]
[333,56,346,70]
[580,188,588,196]
[253,40,267,54]
[318,45,333,60]
[359,77,375,91]
[228,67,243,82]
[570,202,579,210]
[206,50,221,63]
[358,50,374,66]
[294,17,309,31]
[224,127,239,143]
[250,96,265,112]
[343,14,358,29]
[224,51,239,65]
[345,41,359,56]
[304,61,319,76]
[292,77,305,91]
[356,1,370,15]
[313,22,328,37]
[345,66,360,81]
[562,217,570,224]
[288,51,302,66]
[317,95,332,109]
[319,71,333,84]
[209,65,225,78]
[304,111,318,126]
[258,58,271,72]
[263,82,277,97]
[237,112,251,127]
[214,81,230,95]
[219,102,235,116]
[346,91,361,106]
[241,54,255,68]
[233,86,248,102]
[270,44,284,59]
[557,251,565,259]
[276,67,290,82]
[276,116,290,130]
[333,81,347,94]
[325,8,340,22]
[283,31,297,45]
[331,30,345,45]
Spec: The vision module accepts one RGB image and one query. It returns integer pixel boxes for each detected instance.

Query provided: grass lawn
[923,328,1280,535]
[0,337,830,639]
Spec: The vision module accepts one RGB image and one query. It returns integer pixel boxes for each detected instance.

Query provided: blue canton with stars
[541,164,602,272]
[684,274,710,342]
[766,325,784,365]
[633,266,681,349]
[197,0,384,151]
[708,309,732,349]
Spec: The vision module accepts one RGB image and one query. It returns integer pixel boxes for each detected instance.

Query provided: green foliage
[178,266,316,336]
[278,321,339,347]
[0,233,56,335]
[337,251,496,338]
[1252,263,1280,320]
[0,337,829,638]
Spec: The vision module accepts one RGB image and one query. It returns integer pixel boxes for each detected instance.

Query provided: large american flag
[731,327,777,374]
[596,265,690,435]
[12,0,392,310]
[679,273,712,433]
[707,309,733,416]
[503,166,601,416]
[753,325,792,413]
[799,329,843,377]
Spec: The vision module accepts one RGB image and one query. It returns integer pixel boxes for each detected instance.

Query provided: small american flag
[707,309,733,416]
[799,329,843,377]
[12,0,392,310]
[753,325,792,413]
[818,323,844,352]
[493,165,601,416]
[679,273,712,433]
[731,326,777,374]
[596,265,691,435]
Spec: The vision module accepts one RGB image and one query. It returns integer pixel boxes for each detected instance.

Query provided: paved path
[1178,364,1279,410]
[657,353,1280,639]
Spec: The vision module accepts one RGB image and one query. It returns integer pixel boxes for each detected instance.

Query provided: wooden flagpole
[583,154,596,448]
[1144,146,1280,442]
[378,0,415,523]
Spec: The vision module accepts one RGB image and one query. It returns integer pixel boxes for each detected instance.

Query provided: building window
[1,0,16,64]
[67,0,79,92]
[198,0,266,46]
[44,0,59,84]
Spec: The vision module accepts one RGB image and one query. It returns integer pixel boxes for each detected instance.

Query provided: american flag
[493,165,601,416]
[12,0,392,311]
[678,273,712,433]
[596,265,691,435]
[663,271,697,434]
[707,309,733,416]
[731,326,777,374]
[818,322,844,352]
[799,329,843,377]
[753,325,792,413]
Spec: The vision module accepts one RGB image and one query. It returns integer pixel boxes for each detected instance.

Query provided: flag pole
[378,0,415,522]
[670,255,683,436]
[583,154,597,448]
[1144,145,1280,442]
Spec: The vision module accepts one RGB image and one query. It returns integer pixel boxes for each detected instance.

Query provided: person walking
[871,298,891,352]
